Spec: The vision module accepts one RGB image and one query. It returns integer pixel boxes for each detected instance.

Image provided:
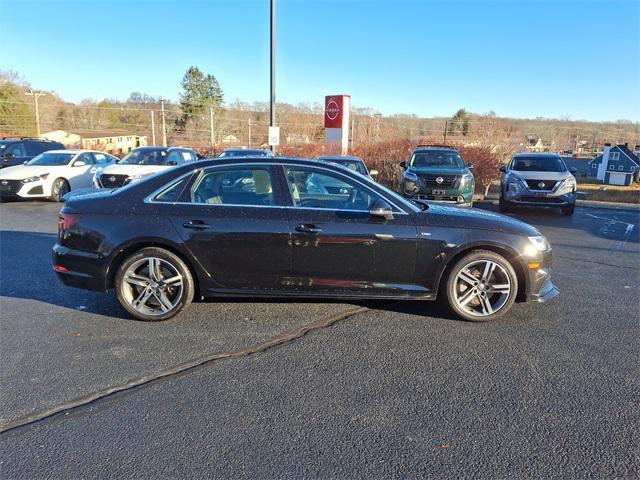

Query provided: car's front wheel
[444,250,518,322]
[115,247,195,321]
[49,178,70,202]
[561,204,575,216]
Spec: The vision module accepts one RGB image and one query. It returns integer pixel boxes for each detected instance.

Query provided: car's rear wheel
[444,250,518,322]
[50,178,70,202]
[115,247,194,321]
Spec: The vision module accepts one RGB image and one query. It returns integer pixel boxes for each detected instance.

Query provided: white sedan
[0,150,118,202]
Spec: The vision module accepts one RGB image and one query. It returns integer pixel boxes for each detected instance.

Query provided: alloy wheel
[121,257,184,316]
[453,259,511,318]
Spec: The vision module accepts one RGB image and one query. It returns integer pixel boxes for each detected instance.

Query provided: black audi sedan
[53,157,559,322]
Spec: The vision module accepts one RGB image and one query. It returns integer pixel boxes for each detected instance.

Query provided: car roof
[318,155,363,161]
[41,149,82,154]
[512,153,561,158]
[193,156,356,171]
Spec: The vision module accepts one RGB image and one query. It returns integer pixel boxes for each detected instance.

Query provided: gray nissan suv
[499,153,577,216]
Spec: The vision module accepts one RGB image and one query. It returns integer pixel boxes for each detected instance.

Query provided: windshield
[27,152,75,166]
[219,150,271,158]
[328,159,367,175]
[118,149,168,165]
[410,150,465,168]
[511,156,566,172]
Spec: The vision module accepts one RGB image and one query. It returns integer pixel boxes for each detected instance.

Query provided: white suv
[94,147,198,188]
[499,153,577,216]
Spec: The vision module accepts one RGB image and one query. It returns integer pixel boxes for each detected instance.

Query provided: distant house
[222,134,239,144]
[561,156,592,177]
[588,143,639,185]
[40,129,147,155]
[524,137,552,153]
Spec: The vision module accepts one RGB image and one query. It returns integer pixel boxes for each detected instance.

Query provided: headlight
[505,176,524,193]
[404,171,418,182]
[526,235,551,256]
[22,174,48,183]
[460,173,474,187]
[556,177,576,193]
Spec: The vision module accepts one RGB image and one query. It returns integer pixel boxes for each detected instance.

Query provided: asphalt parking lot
[1,200,639,478]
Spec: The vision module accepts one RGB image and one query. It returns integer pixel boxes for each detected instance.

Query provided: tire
[443,249,518,322]
[115,247,195,321]
[499,197,512,213]
[50,178,70,202]
[561,204,575,216]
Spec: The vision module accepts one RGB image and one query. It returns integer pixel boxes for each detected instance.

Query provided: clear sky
[1,0,638,121]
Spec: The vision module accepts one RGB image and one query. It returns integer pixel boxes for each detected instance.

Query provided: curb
[477,197,640,212]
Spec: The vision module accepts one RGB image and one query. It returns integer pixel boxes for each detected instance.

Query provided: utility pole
[25,89,45,137]
[351,115,356,148]
[373,113,381,142]
[248,119,252,148]
[270,0,276,154]
[443,120,449,143]
[209,106,215,147]
[160,97,167,147]
[150,110,156,146]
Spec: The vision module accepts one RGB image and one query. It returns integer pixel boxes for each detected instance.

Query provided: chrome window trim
[145,162,414,214]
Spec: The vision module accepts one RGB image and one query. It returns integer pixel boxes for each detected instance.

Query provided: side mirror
[467,162,474,169]
[167,160,178,166]
[73,160,87,167]
[569,167,577,174]
[4,153,16,160]
[399,161,407,170]
[499,165,507,173]
[369,169,379,176]
[369,199,394,220]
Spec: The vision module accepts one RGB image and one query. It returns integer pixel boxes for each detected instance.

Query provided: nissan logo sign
[109,176,116,183]
[436,177,444,184]
[538,181,545,189]
[326,99,340,120]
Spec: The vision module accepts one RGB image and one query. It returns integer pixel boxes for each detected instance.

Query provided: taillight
[58,213,80,232]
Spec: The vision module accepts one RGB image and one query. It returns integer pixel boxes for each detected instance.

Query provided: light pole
[270,0,276,153]
[25,89,45,137]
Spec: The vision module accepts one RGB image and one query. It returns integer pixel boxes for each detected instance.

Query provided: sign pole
[270,0,276,154]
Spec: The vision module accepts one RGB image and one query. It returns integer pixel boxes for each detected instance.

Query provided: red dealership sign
[324,95,350,129]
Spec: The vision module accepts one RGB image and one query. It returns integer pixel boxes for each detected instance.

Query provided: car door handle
[295,224,322,234]
[183,220,210,230]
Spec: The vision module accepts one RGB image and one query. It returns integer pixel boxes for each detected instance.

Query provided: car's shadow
[0,230,130,319]
[1,230,462,323]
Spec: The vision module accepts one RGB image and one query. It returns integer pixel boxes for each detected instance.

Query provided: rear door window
[191,167,276,206]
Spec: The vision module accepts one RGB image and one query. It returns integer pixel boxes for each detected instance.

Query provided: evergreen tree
[0,82,34,135]
[177,66,224,132]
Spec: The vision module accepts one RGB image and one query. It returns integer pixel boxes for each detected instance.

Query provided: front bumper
[504,186,576,208]
[0,179,48,199]
[403,181,474,205]
[522,249,559,302]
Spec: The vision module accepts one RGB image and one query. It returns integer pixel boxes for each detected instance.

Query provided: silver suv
[499,153,577,216]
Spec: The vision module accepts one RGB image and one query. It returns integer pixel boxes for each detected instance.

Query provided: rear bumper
[52,243,108,292]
